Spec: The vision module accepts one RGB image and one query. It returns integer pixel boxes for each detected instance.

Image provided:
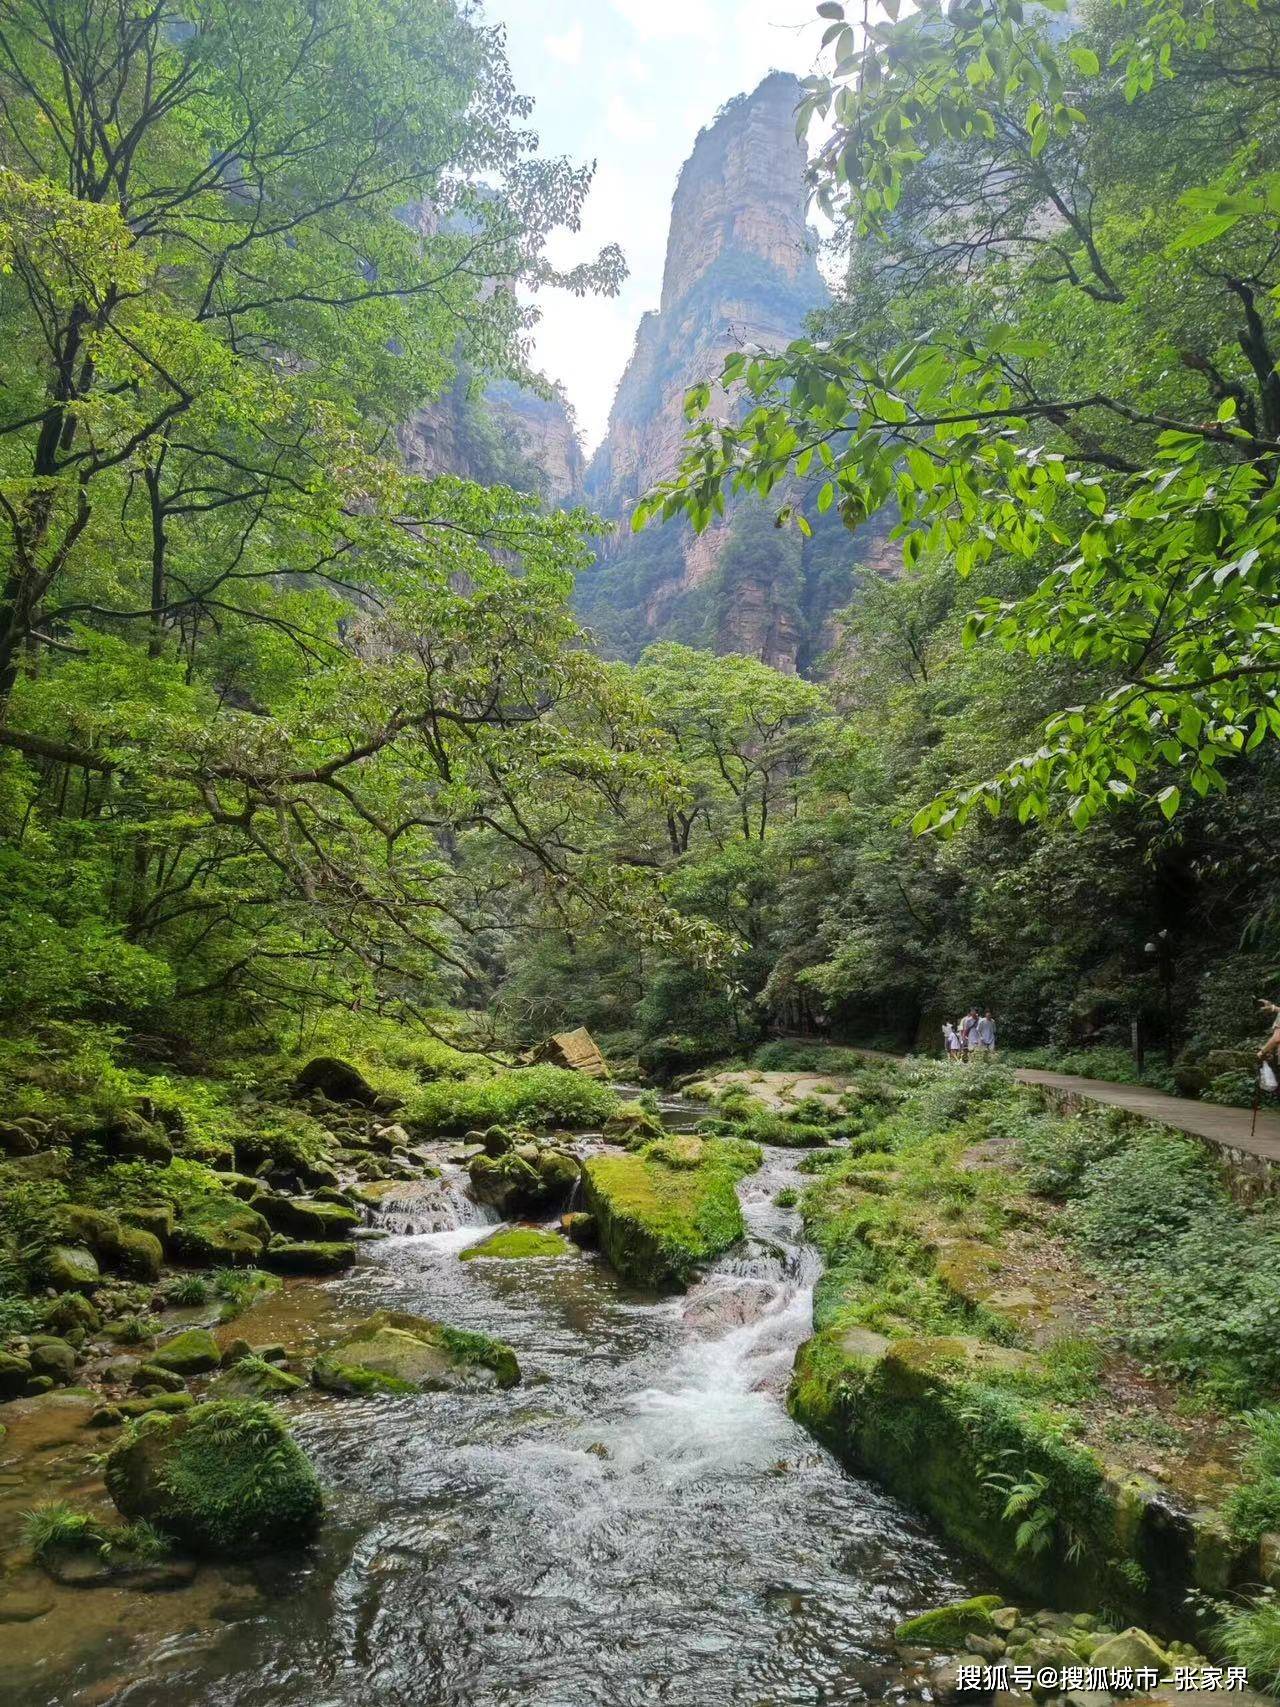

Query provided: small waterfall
[366,1169,499,1236]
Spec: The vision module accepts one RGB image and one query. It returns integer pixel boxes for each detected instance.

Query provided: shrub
[1066,1132,1226,1261]
[407,1066,617,1135]
[1218,1594,1280,1693]
[1224,1410,1280,1540]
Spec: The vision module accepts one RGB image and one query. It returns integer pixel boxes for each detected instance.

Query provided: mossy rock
[117,1225,164,1280]
[460,1227,576,1261]
[131,1362,187,1393]
[582,1137,756,1292]
[27,1336,77,1383]
[43,1243,100,1293]
[0,1349,34,1397]
[119,1391,195,1417]
[535,1148,580,1197]
[171,1199,269,1266]
[312,1310,519,1395]
[562,1211,598,1248]
[105,1399,323,1555]
[261,1237,356,1274]
[210,1359,306,1400]
[40,1291,100,1344]
[895,1595,1005,1649]
[120,1204,174,1242]
[102,1109,173,1163]
[603,1101,666,1148]
[467,1149,562,1216]
[256,1195,360,1241]
[55,1204,122,1257]
[1089,1628,1168,1674]
[151,1328,222,1375]
[294,1056,378,1107]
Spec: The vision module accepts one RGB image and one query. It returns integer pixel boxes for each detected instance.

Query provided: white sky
[492,0,830,455]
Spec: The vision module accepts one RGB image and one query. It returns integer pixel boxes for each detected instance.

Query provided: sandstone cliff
[399,371,583,506]
[578,73,888,674]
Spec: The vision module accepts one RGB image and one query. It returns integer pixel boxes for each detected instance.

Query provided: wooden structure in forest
[532,1027,608,1078]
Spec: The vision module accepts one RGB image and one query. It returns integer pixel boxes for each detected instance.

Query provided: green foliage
[107,1400,323,1555]
[407,1066,617,1135]
[22,1503,105,1560]
[214,1269,279,1320]
[1217,1593,1280,1692]
[1223,1410,1280,1540]
[643,0,1280,835]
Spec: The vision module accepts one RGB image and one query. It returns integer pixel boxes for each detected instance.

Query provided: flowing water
[6,1097,978,1707]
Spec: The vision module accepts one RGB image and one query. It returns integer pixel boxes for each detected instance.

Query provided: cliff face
[399,373,583,506]
[579,73,879,674]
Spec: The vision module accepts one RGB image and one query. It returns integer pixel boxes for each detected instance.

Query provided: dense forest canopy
[0,0,725,1039]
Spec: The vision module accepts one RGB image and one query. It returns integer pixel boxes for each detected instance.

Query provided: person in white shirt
[974,1011,996,1055]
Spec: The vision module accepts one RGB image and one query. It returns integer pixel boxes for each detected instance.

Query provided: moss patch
[583,1136,759,1292]
[895,1594,1005,1647]
[460,1227,575,1261]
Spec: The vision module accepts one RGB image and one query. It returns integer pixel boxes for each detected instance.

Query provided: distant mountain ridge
[576,72,889,675]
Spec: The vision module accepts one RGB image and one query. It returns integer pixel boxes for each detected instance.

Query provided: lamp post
[1144,930,1175,1064]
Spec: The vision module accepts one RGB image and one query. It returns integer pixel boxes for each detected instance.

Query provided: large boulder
[582,1138,757,1292]
[27,1336,77,1384]
[312,1310,519,1394]
[255,1195,360,1241]
[261,1237,355,1274]
[43,1243,100,1293]
[150,1328,222,1375]
[467,1146,580,1217]
[117,1225,164,1280]
[102,1109,173,1164]
[530,1027,608,1078]
[171,1198,270,1266]
[294,1056,378,1107]
[1089,1628,1168,1676]
[603,1102,666,1148]
[120,1204,174,1242]
[40,1292,100,1344]
[0,1349,33,1398]
[0,1120,40,1156]
[105,1400,323,1554]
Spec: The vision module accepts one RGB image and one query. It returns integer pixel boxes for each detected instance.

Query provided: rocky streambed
[2,1095,981,1707]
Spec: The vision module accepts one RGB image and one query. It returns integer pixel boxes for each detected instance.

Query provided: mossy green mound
[43,1243,100,1292]
[261,1237,356,1274]
[583,1136,759,1292]
[894,1595,1005,1648]
[105,1400,322,1554]
[171,1197,270,1266]
[460,1227,575,1261]
[256,1196,360,1241]
[603,1101,666,1148]
[312,1310,519,1394]
[150,1328,221,1375]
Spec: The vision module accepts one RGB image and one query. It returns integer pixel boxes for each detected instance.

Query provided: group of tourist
[942,1008,997,1063]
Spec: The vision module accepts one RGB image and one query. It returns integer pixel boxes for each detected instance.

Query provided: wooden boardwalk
[1014,1069,1280,1167]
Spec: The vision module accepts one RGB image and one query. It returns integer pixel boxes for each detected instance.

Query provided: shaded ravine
[12,1102,981,1707]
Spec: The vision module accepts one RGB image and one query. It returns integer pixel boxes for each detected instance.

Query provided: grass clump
[407,1065,617,1136]
[1217,1594,1280,1693]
